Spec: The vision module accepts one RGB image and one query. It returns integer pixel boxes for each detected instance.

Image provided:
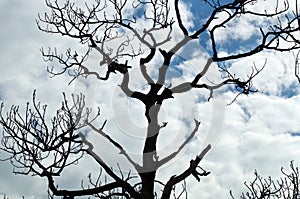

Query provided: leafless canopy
[0,91,87,177]
[1,0,300,198]
[230,161,300,199]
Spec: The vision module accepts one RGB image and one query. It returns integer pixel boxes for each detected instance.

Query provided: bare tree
[230,161,300,199]
[1,0,300,198]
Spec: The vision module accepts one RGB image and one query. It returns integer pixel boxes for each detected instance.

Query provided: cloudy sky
[0,0,300,198]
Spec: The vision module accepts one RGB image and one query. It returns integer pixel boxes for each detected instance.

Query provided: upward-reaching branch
[161,144,212,199]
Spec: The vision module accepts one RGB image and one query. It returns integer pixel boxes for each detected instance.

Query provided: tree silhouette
[1,0,300,198]
[230,161,300,199]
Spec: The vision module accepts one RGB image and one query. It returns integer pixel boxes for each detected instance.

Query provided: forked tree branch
[161,144,212,199]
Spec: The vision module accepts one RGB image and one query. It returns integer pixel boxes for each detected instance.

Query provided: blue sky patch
[280,83,299,98]
[289,132,300,137]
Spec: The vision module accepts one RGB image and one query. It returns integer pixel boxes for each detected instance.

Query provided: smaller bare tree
[230,161,300,199]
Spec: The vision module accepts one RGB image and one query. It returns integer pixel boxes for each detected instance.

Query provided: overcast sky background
[0,0,300,199]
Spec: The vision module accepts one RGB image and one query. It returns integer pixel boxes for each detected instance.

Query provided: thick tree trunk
[140,135,158,199]
[140,103,161,199]
[140,172,156,199]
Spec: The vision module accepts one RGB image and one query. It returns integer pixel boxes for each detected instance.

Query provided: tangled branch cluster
[0,91,95,176]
